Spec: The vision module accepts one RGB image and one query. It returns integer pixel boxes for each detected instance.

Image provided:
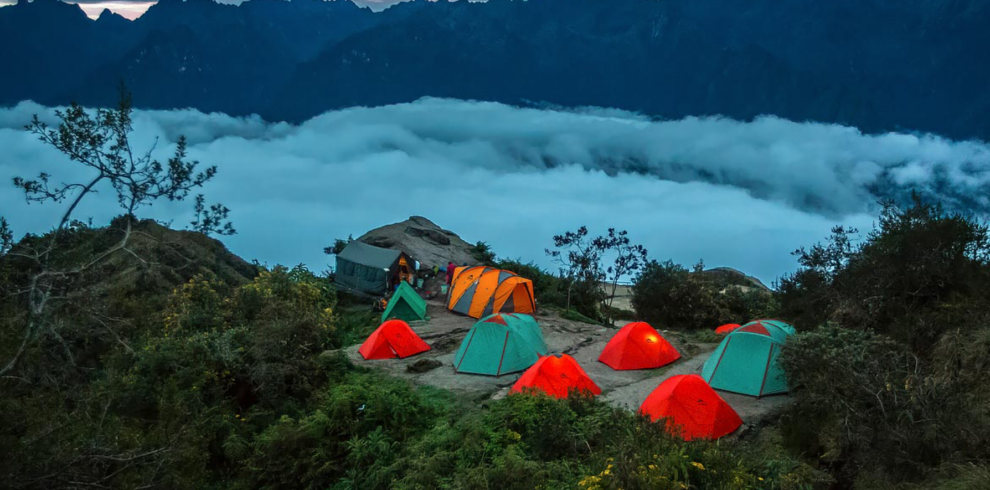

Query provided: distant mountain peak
[9,0,90,22]
[96,8,130,26]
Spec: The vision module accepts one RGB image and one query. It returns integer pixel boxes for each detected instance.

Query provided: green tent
[334,241,414,295]
[382,282,428,323]
[454,313,548,376]
[701,321,793,397]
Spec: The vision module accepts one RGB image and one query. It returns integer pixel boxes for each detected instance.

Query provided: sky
[0,0,409,20]
[3,98,988,286]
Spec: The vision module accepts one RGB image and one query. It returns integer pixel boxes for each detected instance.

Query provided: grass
[560,308,600,325]
[686,329,723,344]
[337,307,380,347]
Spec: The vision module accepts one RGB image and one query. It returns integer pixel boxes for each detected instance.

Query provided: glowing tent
[453,313,548,376]
[701,321,794,396]
[598,322,680,370]
[358,320,431,360]
[715,323,742,335]
[510,354,601,398]
[447,266,535,319]
[639,374,742,440]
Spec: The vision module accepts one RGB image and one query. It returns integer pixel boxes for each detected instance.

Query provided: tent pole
[455,329,478,373]
[495,331,511,377]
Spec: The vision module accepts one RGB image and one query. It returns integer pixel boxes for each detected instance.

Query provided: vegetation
[632,260,776,330]
[777,197,990,487]
[546,226,647,325]
[470,240,498,266]
[324,235,353,257]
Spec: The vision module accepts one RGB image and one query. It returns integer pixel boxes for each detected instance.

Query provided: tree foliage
[778,196,990,486]
[632,260,776,330]
[779,197,990,351]
[0,85,232,376]
[546,226,647,324]
[324,235,353,257]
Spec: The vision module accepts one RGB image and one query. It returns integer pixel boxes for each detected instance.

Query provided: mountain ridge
[1,0,988,140]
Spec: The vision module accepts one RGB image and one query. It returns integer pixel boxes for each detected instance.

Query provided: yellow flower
[691,462,705,471]
[758,477,764,481]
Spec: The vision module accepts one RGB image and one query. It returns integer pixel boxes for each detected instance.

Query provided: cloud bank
[2,98,988,284]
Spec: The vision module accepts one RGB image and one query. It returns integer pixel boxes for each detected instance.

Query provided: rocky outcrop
[701,267,770,292]
[357,216,478,270]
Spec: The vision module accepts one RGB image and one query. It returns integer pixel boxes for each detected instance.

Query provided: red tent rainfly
[598,322,680,370]
[359,320,431,360]
[510,354,601,398]
[639,374,742,440]
[715,323,742,335]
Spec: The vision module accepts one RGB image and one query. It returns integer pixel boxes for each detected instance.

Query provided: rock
[406,359,444,373]
[700,267,770,292]
[404,226,451,245]
[356,216,478,270]
[427,336,460,352]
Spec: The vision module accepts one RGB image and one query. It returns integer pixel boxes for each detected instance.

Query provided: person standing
[446,261,456,285]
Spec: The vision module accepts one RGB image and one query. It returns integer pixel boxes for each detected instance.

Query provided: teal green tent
[701,321,794,397]
[382,282,428,323]
[453,313,548,376]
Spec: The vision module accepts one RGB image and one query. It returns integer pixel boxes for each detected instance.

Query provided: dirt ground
[343,297,791,431]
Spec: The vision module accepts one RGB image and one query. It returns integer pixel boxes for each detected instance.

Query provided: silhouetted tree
[0,84,232,376]
[547,226,646,324]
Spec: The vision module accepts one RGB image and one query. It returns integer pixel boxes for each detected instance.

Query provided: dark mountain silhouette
[1,0,988,140]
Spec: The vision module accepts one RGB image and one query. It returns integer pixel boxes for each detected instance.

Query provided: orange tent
[359,320,431,360]
[447,266,535,319]
[599,322,680,370]
[639,374,742,440]
[715,323,742,335]
[510,354,601,398]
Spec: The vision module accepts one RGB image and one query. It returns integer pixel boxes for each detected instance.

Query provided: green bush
[780,326,990,484]
[632,260,727,330]
[631,260,780,331]
[778,198,990,351]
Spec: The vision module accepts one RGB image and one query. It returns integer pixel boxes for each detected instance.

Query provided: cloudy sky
[0,0,410,20]
[2,98,989,286]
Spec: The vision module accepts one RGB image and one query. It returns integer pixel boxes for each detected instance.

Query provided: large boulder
[357,216,478,270]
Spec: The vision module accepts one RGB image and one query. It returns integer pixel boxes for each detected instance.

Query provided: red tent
[639,374,742,440]
[715,323,742,335]
[598,322,680,370]
[510,354,601,398]
[359,320,431,360]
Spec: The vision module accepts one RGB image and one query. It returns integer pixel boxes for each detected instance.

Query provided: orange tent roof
[359,320,431,360]
[598,322,680,370]
[447,266,535,319]
[639,374,742,440]
[715,323,742,335]
[510,354,601,398]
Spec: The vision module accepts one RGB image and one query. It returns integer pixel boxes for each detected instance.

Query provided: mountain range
[2,0,989,141]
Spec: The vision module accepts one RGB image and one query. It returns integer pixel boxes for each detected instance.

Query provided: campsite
[342,296,791,428]
[4,206,990,489]
[331,218,792,435]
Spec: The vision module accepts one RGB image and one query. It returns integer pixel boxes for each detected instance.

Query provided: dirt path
[342,299,790,428]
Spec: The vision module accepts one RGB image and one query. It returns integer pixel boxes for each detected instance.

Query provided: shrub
[780,326,990,484]
[778,198,990,351]
[631,260,726,330]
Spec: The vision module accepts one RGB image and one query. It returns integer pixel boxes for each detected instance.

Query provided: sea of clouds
[2,98,989,285]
